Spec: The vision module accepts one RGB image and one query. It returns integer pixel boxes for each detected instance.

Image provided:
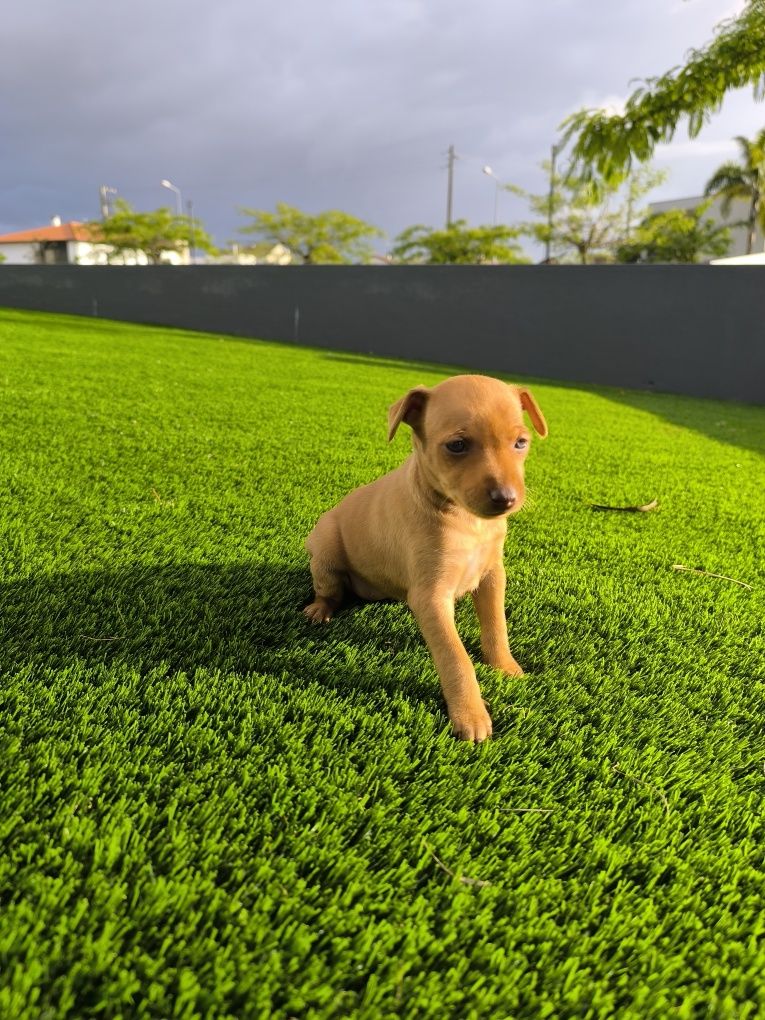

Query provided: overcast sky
[1,0,761,256]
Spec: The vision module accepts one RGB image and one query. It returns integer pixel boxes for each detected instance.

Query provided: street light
[482,165,504,225]
[161,178,190,265]
[160,179,183,216]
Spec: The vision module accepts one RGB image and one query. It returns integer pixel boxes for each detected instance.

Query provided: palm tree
[704,129,765,254]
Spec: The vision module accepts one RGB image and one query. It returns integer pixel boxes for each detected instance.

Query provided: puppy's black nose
[489,487,516,509]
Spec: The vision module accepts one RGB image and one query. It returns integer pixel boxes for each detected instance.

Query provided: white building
[710,252,765,265]
[648,194,765,258]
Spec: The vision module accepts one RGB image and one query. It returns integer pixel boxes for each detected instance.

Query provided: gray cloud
[1,0,761,254]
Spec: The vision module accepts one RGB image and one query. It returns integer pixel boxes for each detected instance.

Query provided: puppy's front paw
[450,703,493,743]
[303,598,336,624]
[496,655,524,678]
[482,647,524,677]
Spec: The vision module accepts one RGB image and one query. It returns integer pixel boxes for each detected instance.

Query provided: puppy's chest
[450,538,501,597]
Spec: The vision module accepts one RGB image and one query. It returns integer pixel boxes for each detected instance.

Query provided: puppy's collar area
[410,456,454,515]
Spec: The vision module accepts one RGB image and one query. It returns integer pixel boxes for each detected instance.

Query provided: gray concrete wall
[0,264,762,404]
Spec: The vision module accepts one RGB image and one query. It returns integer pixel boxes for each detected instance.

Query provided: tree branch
[563,0,765,180]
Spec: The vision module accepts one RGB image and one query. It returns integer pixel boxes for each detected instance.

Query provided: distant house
[0,216,187,266]
[0,217,116,265]
[204,242,293,265]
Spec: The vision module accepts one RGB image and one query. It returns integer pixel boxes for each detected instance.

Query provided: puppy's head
[388,374,547,518]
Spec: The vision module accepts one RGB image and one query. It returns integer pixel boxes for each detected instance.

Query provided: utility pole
[186,198,196,265]
[545,144,560,263]
[446,144,457,227]
[99,185,117,220]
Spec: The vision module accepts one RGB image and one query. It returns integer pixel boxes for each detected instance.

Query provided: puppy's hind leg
[303,515,347,625]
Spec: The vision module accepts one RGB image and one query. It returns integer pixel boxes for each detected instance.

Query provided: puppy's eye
[514,437,529,451]
[445,439,469,454]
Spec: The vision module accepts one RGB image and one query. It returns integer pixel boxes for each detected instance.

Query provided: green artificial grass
[0,307,763,1019]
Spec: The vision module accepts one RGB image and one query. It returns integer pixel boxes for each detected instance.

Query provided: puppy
[303,374,547,741]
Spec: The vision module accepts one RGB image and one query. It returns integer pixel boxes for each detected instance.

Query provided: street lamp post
[161,179,189,264]
[160,179,183,217]
[482,166,504,225]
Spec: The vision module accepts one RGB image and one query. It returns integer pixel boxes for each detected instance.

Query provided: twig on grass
[588,498,659,512]
[77,634,124,643]
[500,807,555,815]
[611,761,671,815]
[421,839,492,888]
[151,487,175,507]
[672,564,753,590]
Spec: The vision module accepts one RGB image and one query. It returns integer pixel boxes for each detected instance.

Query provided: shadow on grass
[601,388,765,458]
[322,351,765,457]
[0,562,440,708]
[321,351,471,378]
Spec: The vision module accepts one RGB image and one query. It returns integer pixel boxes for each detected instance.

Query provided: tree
[563,0,765,181]
[512,164,666,264]
[704,128,765,254]
[92,199,212,264]
[238,203,383,264]
[615,202,731,263]
[390,220,527,264]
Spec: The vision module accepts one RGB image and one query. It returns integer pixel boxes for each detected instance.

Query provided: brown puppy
[303,374,548,742]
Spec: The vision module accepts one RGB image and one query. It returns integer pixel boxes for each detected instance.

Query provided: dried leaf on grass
[611,761,671,815]
[672,564,753,590]
[589,498,659,512]
[421,839,492,888]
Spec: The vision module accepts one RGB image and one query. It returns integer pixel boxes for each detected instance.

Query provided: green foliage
[563,0,765,180]
[0,309,764,1017]
[238,202,383,264]
[92,199,213,265]
[513,165,666,264]
[704,128,765,253]
[616,202,732,263]
[391,219,527,264]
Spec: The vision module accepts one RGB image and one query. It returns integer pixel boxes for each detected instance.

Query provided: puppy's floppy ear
[387,386,430,442]
[517,387,548,437]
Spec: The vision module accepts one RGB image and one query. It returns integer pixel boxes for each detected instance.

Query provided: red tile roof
[0,221,101,243]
